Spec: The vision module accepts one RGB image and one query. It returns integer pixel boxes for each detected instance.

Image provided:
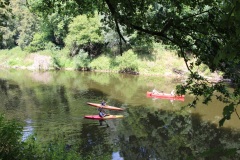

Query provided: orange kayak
[87,102,124,111]
[146,91,185,101]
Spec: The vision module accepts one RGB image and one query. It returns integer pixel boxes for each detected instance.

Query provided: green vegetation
[3,0,240,156]
[0,114,82,159]
[1,0,240,126]
[0,43,188,77]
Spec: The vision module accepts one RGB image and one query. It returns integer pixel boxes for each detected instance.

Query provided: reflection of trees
[75,88,107,100]
[0,79,22,110]
[58,86,70,112]
[29,72,52,84]
[118,107,240,159]
[1,71,240,159]
[79,123,112,159]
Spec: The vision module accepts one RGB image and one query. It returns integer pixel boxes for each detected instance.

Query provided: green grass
[0,47,30,67]
[90,55,111,70]
[0,43,217,79]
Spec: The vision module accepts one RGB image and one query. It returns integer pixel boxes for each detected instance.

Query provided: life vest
[99,111,105,117]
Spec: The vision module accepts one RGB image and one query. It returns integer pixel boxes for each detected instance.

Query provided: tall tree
[12,0,38,50]
[0,0,15,49]
[27,0,81,49]
[64,14,104,57]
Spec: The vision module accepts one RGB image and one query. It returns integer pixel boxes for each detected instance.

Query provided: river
[0,69,239,159]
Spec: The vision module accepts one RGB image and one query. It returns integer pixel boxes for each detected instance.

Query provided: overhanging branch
[114,18,126,43]
[104,0,178,46]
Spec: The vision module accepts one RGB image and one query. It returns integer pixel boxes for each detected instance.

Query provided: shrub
[7,58,20,66]
[90,55,111,70]
[0,114,80,159]
[25,33,47,52]
[115,49,139,73]
[0,115,36,159]
[73,49,90,70]
[51,50,66,69]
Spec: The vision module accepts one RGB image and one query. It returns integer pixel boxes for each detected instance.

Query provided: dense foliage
[65,14,104,57]
[0,114,35,159]
[0,114,82,159]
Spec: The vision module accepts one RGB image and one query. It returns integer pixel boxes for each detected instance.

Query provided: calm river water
[0,69,240,159]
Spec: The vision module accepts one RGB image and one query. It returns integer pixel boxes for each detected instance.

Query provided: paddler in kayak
[99,100,107,117]
[101,100,106,106]
[152,89,159,94]
[152,89,163,94]
[98,109,109,127]
[98,107,107,117]
[98,100,109,126]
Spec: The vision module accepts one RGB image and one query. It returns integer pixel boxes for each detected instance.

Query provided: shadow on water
[118,105,240,159]
[79,123,112,158]
[0,79,22,110]
[0,70,240,159]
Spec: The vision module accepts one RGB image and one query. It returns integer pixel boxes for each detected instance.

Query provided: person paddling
[152,89,159,94]
[98,107,107,117]
[98,100,109,127]
[101,100,106,106]
[99,100,107,117]
[152,89,163,94]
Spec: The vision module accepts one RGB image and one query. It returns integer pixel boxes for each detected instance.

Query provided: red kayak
[87,102,124,111]
[146,91,185,101]
[84,115,124,120]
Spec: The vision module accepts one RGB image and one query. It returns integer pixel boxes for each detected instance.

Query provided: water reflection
[0,70,240,159]
[22,119,34,141]
[112,152,123,160]
[118,107,240,159]
[29,71,52,84]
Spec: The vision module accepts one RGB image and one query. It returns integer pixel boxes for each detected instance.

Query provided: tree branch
[114,18,126,43]
[104,0,126,44]
[104,0,178,46]
[180,47,192,73]
[235,108,240,120]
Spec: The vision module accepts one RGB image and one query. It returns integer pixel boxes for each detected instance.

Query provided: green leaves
[65,14,103,56]
[0,114,23,159]
[115,49,139,73]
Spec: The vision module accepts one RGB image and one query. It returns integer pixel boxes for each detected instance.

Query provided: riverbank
[0,46,223,83]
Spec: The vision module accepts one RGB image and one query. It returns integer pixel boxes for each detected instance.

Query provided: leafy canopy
[65,14,103,49]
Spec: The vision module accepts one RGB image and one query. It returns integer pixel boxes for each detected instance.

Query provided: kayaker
[152,89,159,94]
[98,107,106,117]
[98,105,109,127]
[98,100,108,117]
[99,100,107,116]
[101,100,106,106]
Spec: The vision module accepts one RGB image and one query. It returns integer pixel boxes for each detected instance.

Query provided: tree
[12,0,38,50]
[0,0,39,50]
[0,0,15,49]
[64,14,104,57]
[25,0,240,126]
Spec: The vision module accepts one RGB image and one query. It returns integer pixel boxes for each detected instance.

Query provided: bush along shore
[0,44,224,83]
